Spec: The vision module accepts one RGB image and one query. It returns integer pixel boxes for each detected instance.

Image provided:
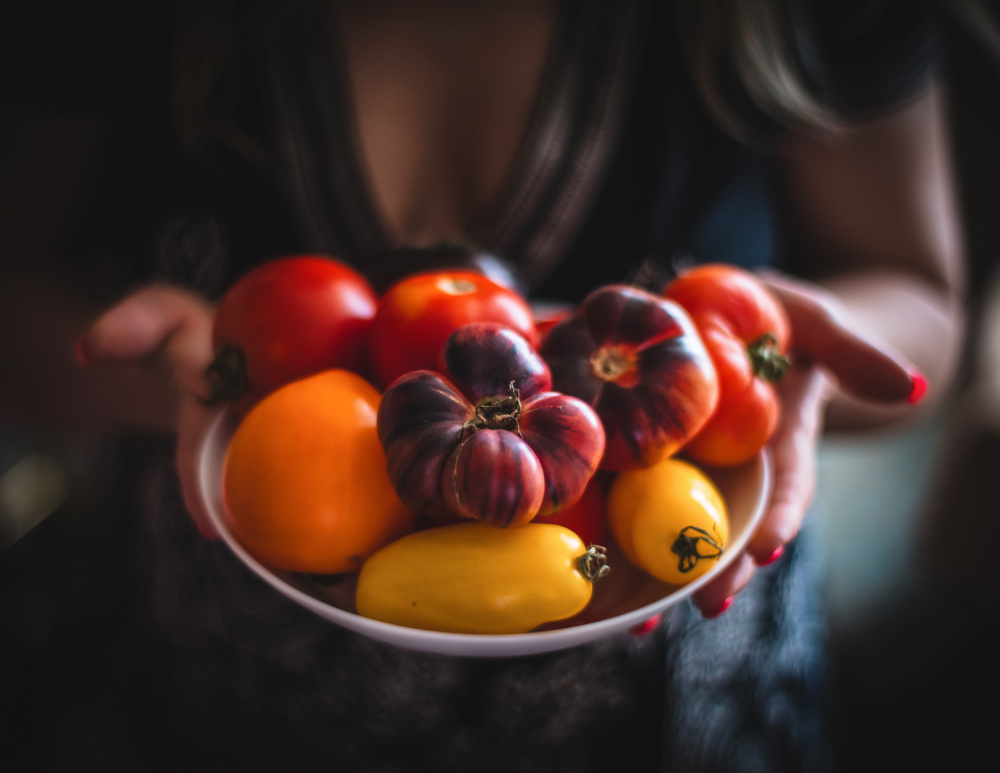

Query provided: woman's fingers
[694,271,929,618]
[692,551,756,616]
[77,285,215,398]
[77,284,222,537]
[692,367,829,615]
[746,366,829,562]
[759,270,919,403]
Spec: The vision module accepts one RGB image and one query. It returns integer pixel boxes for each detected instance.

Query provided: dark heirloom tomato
[206,255,378,414]
[377,323,605,527]
[664,264,790,466]
[539,285,719,471]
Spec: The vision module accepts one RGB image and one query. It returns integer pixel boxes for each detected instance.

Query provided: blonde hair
[675,0,842,142]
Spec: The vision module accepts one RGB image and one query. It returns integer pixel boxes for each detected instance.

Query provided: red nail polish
[629,613,664,636]
[907,370,928,405]
[702,597,733,619]
[73,336,92,368]
[754,546,784,567]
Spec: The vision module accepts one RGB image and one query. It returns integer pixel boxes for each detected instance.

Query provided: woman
[1,0,964,770]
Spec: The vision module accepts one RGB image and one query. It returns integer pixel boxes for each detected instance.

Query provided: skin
[691,87,965,614]
[1,2,965,614]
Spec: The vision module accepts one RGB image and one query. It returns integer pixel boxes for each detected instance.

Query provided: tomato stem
[670,525,723,574]
[463,381,523,437]
[590,345,638,385]
[435,277,478,296]
[747,333,790,382]
[577,545,611,583]
[201,345,249,406]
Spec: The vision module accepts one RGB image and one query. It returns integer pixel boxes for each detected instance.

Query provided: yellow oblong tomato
[355,521,609,634]
[223,369,416,574]
[607,458,729,586]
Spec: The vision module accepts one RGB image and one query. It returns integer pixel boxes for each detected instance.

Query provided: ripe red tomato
[532,476,608,548]
[664,264,791,466]
[207,255,378,414]
[367,270,537,389]
[531,301,572,338]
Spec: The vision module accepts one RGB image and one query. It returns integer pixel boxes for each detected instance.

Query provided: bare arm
[694,85,967,614]
[777,84,966,429]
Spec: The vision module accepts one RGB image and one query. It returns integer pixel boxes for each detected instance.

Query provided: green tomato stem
[747,333,790,382]
[577,545,611,583]
[201,345,249,406]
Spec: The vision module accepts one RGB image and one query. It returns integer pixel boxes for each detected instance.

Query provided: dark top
[2,0,938,298]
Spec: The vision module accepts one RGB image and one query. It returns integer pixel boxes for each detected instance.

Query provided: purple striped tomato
[377,323,605,527]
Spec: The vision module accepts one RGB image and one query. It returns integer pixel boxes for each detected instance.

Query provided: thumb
[759,272,920,404]
[78,285,215,396]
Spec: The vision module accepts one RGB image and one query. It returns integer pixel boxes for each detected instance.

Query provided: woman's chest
[332,0,560,247]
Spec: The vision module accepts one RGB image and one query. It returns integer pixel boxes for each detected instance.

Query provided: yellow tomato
[223,369,416,574]
[607,457,728,585]
[355,521,609,634]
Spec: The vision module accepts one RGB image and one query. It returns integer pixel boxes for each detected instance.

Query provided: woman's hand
[76,285,222,538]
[691,271,922,617]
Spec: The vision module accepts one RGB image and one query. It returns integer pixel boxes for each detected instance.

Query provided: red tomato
[664,264,791,466]
[367,270,537,389]
[532,476,608,547]
[207,255,378,414]
[531,301,572,339]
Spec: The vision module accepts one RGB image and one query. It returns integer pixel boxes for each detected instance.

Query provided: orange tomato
[223,369,416,574]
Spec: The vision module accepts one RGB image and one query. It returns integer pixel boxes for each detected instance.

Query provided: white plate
[197,409,771,657]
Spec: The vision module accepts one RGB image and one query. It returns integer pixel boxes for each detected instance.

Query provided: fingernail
[907,369,928,405]
[702,597,733,619]
[754,546,784,567]
[72,336,93,368]
[629,613,664,636]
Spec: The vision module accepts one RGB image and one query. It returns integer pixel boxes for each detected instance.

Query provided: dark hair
[171,0,856,159]
[675,0,841,142]
[169,0,312,164]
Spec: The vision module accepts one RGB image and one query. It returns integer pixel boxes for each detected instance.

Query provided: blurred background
[2,2,1000,771]
[817,2,1000,768]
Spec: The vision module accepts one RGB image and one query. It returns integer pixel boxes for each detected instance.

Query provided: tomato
[367,270,537,389]
[223,369,416,574]
[532,476,608,547]
[531,301,572,338]
[539,285,719,470]
[378,324,604,526]
[664,264,790,466]
[606,457,729,585]
[207,255,378,414]
[355,521,609,633]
